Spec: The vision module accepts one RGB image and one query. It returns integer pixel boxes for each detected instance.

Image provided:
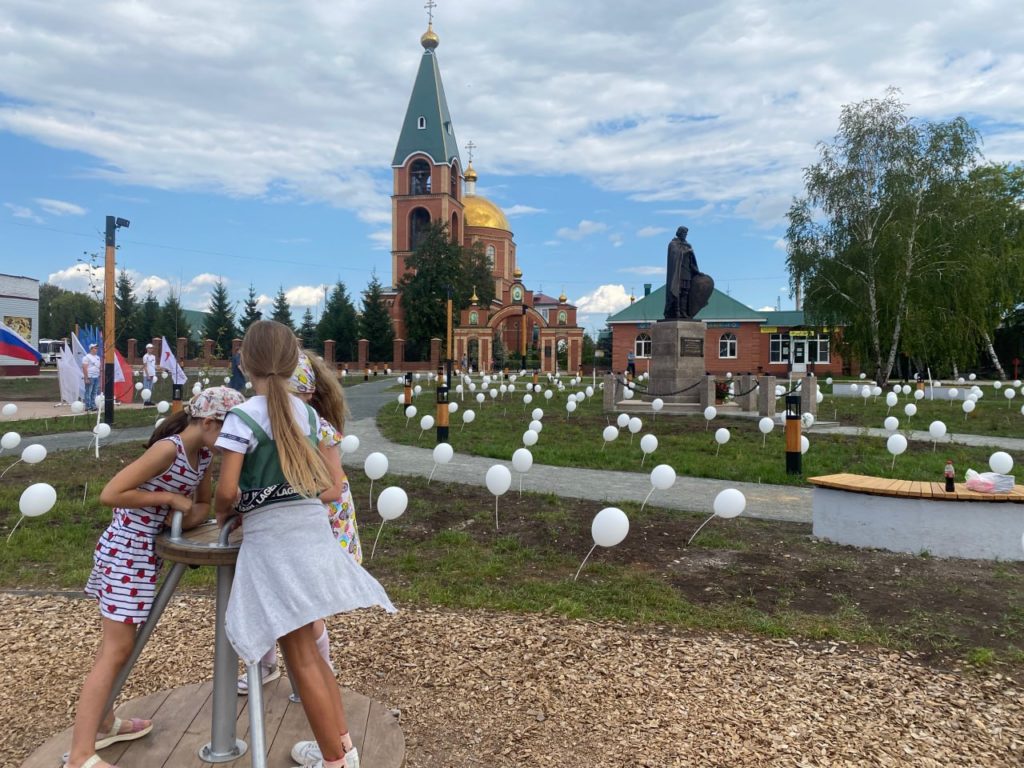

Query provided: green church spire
[391,25,462,168]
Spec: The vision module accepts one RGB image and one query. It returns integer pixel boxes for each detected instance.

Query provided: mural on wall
[3,315,32,341]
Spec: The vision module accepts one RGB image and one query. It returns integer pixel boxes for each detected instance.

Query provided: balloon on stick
[404,404,417,427]
[7,482,58,542]
[1,431,21,454]
[574,507,629,582]
[531,408,544,422]
[639,433,658,466]
[962,399,975,420]
[461,409,475,431]
[885,391,898,411]
[363,451,388,509]
[1005,388,1016,408]
[989,451,1013,475]
[369,486,408,560]
[904,403,917,421]
[428,442,453,484]
[418,414,434,439]
[714,427,730,456]
[522,429,538,447]
[641,464,676,511]
[688,488,747,545]
[800,435,810,455]
[928,420,946,451]
[886,433,908,470]
[511,447,533,495]
[485,464,512,530]
[92,422,111,459]
[627,417,642,444]
[758,417,774,448]
[2,442,47,478]
[616,413,629,429]
[601,425,618,451]
[529,419,543,433]
[651,398,664,421]
[156,401,170,414]
[703,406,716,431]
[883,416,899,432]
[340,434,360,455]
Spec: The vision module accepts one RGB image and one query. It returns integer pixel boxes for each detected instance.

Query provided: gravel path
[2,594,1021,767]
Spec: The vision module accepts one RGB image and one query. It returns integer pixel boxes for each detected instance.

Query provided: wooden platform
[808,472,1024,503]
[23,678,404,767]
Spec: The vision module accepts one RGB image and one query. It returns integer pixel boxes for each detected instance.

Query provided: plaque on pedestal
[649,319,706,404]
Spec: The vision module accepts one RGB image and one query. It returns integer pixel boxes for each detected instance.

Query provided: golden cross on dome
[424,0,437,25]
[465,140,476,163]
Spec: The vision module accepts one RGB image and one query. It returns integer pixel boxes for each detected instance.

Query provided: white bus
[38,339,63,366]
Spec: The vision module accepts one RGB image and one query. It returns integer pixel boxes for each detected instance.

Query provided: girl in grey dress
[215,321,395,768]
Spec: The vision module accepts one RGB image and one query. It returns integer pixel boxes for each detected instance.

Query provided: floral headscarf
[184,386,246,420]
[288,353,316,394]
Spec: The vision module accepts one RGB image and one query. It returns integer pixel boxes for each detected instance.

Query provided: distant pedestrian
[141,343,157,405]
[83,344,101,411]
[229,350,246,393]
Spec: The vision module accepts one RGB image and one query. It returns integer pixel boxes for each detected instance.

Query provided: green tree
[317,281,358,361]
[136,290,161,347]
[238,283,262,333]
[38,284,101,339]
[157,292,192,351]
[786,89,984,384]
[270,286,294,331]
[298,307,318,349]
[359,272,394,361]
[113,270,139,353]
[203,279,238,356]
[397,222,494,359]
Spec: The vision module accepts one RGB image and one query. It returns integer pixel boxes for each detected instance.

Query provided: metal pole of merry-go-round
[103,215,130,425]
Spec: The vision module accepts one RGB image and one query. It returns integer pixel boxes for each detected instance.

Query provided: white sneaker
[291,740,359,768]
[236,661,280,695]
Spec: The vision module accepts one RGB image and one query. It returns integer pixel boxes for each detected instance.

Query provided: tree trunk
[981,332,1006,379]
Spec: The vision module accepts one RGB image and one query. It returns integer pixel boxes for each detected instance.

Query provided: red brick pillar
[323,340,336,363]
[202,339,215,360]
[430,337,442,368]
[393,338,405,368]
[358,338,369,369]
[127,338,138,363]
[176,337,187,362]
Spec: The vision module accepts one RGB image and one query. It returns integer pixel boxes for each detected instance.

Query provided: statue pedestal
[649,319,707,404]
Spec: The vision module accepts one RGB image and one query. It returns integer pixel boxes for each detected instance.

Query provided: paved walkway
[20,378,1024,527]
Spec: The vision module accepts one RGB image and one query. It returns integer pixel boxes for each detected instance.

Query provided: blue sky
[2,1,1022,334]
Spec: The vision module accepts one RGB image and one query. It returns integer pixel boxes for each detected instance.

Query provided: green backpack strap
[229,407,270,445]
[305,404,319,444]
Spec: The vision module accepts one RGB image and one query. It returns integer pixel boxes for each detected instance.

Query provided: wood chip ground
[1,594,1021,767]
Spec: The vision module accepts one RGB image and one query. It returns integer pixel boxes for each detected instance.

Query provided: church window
[409,159,431,195]
[409,208,431,250]
[486,244,496,268]
[558,310,567,326]
[450,163,459,198]
[635,333,652,358]
[451,212,459,242]
[469,311,479,326]
[417,116,426,129]
[719,332,737,359]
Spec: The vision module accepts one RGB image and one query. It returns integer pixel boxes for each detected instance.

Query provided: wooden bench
[808,473,1024,561]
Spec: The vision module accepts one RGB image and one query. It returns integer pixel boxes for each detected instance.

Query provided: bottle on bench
[944,460,955,492]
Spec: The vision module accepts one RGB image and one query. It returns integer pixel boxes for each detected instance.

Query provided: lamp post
[520,305,528,372]
[103,216,130,425]
[785,393,801,475]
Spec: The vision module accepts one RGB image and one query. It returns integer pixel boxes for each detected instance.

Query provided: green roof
[392,49,461,167]
[608,286,769,323]
[759,310,805,326]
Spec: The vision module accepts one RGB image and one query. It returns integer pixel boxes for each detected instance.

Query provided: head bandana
[288,353,316,394]
[184,386,246,420]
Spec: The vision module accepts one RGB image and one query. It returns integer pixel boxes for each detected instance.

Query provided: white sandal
[64,755,118,768]
[94,716,152,749]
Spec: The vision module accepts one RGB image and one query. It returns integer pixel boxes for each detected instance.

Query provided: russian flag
[0,322,42,363]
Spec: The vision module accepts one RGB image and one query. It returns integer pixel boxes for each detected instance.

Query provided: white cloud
[47,263,103,295]
[34,197,86,216]
[756,304,777,312]
[619,265,665,276]
[773,237,787,251]
[138,275,170,296]
[368,230,392,250]
[185,273,224,291]
[573,284,631,318]
[555,219,608,241]
[285,284,329,309]
[636,226,669,238]
[609,233,624,248]
[505,204,545,217]
[5,202,42,223]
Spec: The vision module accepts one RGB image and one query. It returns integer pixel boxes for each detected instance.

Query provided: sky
[1,1,1022,335]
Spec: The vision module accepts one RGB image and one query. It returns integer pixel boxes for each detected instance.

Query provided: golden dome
[513,266,522,279]
[421,23,439,50]
[559,291,567,303]
[464,162,477,182]
[470,287,479,303]
[463,195,510,231]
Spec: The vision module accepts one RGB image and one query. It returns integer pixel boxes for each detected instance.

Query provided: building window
[469,311,479,326]
[417,116,426,129]
[558,310,567,326]
[807,334,830,363]
[451,212,459,242]
[409,207,431,250]
[409,159,431,195]
[719,332,737,359]
[486,244,496,269]
[635,333,652,358]
[769,333,790,364]
[450,163,459,198]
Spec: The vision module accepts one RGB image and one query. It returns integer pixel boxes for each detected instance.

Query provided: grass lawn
[1,439,1021,669]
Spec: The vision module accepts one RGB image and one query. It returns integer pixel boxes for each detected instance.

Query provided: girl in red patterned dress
[64,386,244,768]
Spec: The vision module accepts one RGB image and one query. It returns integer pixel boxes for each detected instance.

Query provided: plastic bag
[964,468,1014,493]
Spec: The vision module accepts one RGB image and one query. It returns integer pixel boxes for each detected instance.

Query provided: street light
[103,216,130,425]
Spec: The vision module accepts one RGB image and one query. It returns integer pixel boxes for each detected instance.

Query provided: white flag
[57,342,84,404]
[159,336,187,386]
[71,332,87,366]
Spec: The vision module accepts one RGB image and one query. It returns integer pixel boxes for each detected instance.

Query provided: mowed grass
[376,387,1012,487]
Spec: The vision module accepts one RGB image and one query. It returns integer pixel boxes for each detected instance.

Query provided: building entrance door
[791,339,807,374]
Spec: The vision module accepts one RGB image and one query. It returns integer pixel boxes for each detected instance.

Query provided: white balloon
[161,371,168,380]
[778,385,788,397]
[948,388,959,399]
[522,429,538,447]
[376,486,408,521]
[591,507,629,547]
[801,412,815,429]
[224,376,231,384]
[861,387,872,400]
[886,433,908,456]
[19,482,57,517]
[904,403,917,417]
[134,382,143,392]
[1005,388,1016,401]
[884,416,899,432]
[892,383,902,393]
[623,388,635,400]
[544,389,553,400]
[433,442,453,464]
[815,390,824,404]
[650,464,676,490]
[640,434,658,455]
[21,444,47,464]
[962,400,976,414]
[193,384,204,395]
[405,405,417,419]
[585,386,594,397]
[364,452,388,480]
[476,393,485,404]
[714,427,730,445]
[758,417,775,435]
[628,417,642,434]
[532,408,544,421]
[873,386,883,397]
[419,415,435,431]
[340,434,360,454]
[703,406,717,421]
[568,393,577,404]
[93,423,111,439]
[512,448,533,473]
[913,389,924,401]
[651,398,664,412]
[154,418,165,428]
[602,425,619,443]
[566,401,577,413]
[826,377,833,385]
[455,384,464,394]
[713,488,746,519]
[94,395,105,407]
[396,393,405,405]
[616,413,630,428]
[800,435,810,454]
[2,403,17,417]
[523,394,533,405]
[448,401,459,413]
[968,392,979,403]
[140,389,152,402]
[886,392,898,407]
[994,380,1003,390]
[156,401,170,414]
[1,432,21,450]
[489,389,498,400]
[244,382,252,390]
[928,421,947,440]
[989,451,1014,475]
[70,400,86,414]
[463,409,476,424]
[414,385,422,395]
[485,464,512,496]
[969,373,977,380]
[528,419,543,433]
[859,372,866,380]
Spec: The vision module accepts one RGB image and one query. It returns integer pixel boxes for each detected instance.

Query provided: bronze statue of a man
[664,226,698,319]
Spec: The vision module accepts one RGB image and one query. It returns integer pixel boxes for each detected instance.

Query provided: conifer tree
[136,290,161,348]
[157,291,192,352]
[270,286,294,331]
[113,270,138,353]
[298,307,318,349]
[203,279,237,356]
[239,283,262,333]
[317,281,358,361]
[359,272,394,361]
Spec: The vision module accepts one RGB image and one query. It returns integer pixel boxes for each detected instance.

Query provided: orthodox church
[383,20,584,373]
